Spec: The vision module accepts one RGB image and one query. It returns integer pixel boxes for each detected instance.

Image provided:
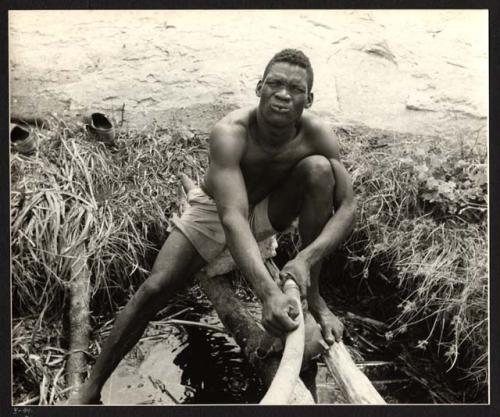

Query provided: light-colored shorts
[170,187,277,263]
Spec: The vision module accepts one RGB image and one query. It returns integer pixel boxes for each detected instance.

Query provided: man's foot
[66,382,102,405]
[309,299,344,345]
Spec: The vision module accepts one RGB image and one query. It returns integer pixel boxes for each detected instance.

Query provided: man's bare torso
[202,106,323,205]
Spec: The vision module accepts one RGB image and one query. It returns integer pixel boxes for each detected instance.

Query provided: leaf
[426,177,439,189]
[415,164,429,174]
[437,181,456,196]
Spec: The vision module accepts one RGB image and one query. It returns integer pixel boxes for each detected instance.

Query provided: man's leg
[268,155,344,345]
[69,229,206,403]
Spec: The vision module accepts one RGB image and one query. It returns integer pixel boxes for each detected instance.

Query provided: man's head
[262,49,314,92]
[256,49,314,127]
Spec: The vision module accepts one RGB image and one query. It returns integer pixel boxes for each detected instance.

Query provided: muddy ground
[10,10,487,138]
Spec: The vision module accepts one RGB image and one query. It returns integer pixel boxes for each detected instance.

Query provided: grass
[11,117,209,317]
[10,115,488,403]
[334,123,488,400]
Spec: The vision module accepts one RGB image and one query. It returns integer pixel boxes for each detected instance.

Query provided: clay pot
[11,125,37,155]
[84,113,115,145]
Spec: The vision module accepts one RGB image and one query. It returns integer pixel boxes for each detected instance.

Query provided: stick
[17,396,40,406]
[148,376,180,404]
[120,103,126,126]
[11,114,48,129]
[345,311,387,329]
[148,319,226,333]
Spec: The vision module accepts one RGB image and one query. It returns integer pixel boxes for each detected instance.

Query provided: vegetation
[336,123,487,400]
[11,115,487,404]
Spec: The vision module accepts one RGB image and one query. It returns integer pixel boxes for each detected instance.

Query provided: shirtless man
[70,49,355,404]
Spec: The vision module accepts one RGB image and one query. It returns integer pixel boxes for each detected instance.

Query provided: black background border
[1,1,497,416]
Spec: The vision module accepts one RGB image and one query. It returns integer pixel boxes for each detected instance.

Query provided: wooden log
[66,245,91,391]
[204,236,278,277]
[197,272,315,405]
[323,342,386,404]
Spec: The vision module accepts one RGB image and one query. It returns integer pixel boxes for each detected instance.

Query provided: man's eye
[291,86,305,93]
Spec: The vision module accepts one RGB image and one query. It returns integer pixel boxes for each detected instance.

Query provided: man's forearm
[297,201,356,267]
[221,212,281,300]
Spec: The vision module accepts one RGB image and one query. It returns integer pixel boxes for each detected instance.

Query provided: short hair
[262,49,314,91]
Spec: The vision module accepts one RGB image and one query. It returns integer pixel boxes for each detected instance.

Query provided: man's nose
[275,87,292,101]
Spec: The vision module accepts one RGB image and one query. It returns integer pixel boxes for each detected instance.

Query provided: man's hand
[279,256,311,298]
[261,291,300,337]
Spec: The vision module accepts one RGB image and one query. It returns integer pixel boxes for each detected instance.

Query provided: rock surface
[10,10,487,138]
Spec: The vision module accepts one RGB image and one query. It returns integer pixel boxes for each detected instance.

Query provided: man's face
[256,62,313,127]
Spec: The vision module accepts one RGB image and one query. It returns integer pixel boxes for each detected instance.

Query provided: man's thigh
[150,228,207,284]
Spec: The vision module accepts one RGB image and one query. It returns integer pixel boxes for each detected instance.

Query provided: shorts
[170,187,277,263]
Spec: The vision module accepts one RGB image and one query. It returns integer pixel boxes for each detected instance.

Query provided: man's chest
[240,138,315,187]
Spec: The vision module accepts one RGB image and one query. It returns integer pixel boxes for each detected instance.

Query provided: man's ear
[256,80,263,97]
[304,92,314,109]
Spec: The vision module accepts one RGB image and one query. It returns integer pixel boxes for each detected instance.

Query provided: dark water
[174,327,264,404]
[173,320,438,404]
[102,292,266,405]
[143,306,436,405]
[105,277,463,404]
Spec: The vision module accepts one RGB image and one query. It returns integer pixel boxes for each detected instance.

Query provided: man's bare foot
[66,383,102,405]
[309,298,344,345]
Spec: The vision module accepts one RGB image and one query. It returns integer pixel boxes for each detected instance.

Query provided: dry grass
[11,116,209,404]
[11,117,209,316]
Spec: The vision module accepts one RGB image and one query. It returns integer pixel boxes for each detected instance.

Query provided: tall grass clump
[12,119,209,315]
[335,124,487,401]
[11,118,209,403]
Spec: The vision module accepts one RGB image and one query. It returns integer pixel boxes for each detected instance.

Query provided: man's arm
[205,122,299,336]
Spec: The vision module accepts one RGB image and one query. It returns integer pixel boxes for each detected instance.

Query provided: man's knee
[295,155,335,192]
[138,270,178,302]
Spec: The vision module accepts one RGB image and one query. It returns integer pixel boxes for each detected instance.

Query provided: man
[70,49,355,404]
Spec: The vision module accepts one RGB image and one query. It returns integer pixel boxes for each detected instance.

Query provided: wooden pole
[66,245,91,391]
[323,342,386,404]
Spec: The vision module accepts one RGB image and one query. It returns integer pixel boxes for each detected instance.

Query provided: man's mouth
[270,103,290,113]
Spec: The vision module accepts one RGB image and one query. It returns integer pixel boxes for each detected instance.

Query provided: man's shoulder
[301,111,340,157]
[301,111,332,135]
[208,107,255,158]
[212,106,255,136]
